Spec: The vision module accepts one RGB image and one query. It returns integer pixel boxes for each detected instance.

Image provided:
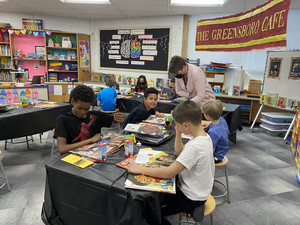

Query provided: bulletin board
[262,50,300,100]
[99,27,170,71]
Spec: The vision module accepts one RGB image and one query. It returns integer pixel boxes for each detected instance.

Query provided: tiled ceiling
[0,0,299,19]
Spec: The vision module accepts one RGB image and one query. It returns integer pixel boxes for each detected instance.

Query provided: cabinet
[0,29,12,82]
[204,71,226,90]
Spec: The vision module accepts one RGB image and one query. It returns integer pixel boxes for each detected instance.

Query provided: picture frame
[267,57,282,79]
[288,57,300,80]
[35,46,45,58]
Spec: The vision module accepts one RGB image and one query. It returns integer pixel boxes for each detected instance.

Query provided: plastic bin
[261,112,294,123]
[261,119,291,130]
[260,124,287,137]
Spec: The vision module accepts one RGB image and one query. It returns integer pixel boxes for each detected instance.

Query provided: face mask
[140,81,145,84]
[175,74,184,79]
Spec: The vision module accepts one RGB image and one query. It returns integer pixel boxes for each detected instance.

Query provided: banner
[195,0,291,51]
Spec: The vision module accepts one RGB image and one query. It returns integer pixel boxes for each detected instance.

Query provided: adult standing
[169,55,215,108]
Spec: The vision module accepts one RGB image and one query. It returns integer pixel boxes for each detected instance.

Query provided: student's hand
[114,111,124,123]
[193,89,197,96]
[175,125,182,136]
[128,162,142,174]
[90,133,103,143]
[155,111,164,118]
[202,121,212,129]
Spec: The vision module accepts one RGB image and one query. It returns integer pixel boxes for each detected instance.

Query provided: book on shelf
[260,94,267,104]
[156,78,164,89]
[277,96,287,108]
[266,92,278,106]
[124,149,176,194]
[147,78,154,88]
[232,86,240,96]
[115,74,123,84]
[100,73,107,83]
[286,98,298,110]
[213,85,221,94]
[214,74,224,82]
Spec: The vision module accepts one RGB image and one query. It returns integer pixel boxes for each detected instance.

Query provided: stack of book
[49,73,58,82]
[205,61,231,72]
[248,80,262,97]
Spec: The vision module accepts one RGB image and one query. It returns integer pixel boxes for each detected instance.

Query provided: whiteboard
[262,50,300,100]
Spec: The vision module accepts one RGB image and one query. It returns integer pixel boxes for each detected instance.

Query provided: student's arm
[57,133,102,154]
[174,127,184,156]
[97,100,100,106]
[96,92,101,106]
[155,111,164,118]
[128,161,185,179]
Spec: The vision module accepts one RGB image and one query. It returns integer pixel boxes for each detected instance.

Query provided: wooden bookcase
[0,29,12,82]
[204,71,226,90]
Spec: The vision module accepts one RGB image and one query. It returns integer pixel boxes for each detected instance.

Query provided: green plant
[52,36,61,44]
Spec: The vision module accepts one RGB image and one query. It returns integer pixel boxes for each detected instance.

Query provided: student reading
[123,87,164,128]
[54,85,124,154]
[169,55,215,107]
[134,75,148,93]
[128,100,215,225]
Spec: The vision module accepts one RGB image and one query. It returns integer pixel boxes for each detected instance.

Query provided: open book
[124,149,176,194]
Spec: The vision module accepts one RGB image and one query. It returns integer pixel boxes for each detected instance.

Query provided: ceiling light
[171,0,225,6]
[60,0,110,4]
[0,0,7,2]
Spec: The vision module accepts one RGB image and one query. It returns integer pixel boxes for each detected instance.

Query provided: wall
[92,15,184,84]
[187,10,300,80]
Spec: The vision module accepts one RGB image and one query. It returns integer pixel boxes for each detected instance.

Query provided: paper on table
[135,149,162,164]
[61,154,93,168]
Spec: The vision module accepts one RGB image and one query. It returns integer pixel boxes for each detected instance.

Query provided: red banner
[195,0,291,51]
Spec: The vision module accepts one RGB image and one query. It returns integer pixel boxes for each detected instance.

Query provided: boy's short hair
[105,78,114,87]
[168,55,186,74]
[202,100,223,120]
[70,85,95,103]
[144,87,158,99]
[173,100,202,125]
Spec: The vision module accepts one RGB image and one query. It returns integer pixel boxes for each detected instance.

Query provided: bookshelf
[204,71,226,90]
[0,30,12,83]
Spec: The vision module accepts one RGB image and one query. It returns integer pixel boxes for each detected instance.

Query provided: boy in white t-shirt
[128,100,215,225]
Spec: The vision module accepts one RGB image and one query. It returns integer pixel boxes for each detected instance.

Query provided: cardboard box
[92,73,101,82]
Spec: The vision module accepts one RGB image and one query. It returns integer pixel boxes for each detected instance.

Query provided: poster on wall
[267,58,282,79]
[79,40,90,68]
[289,57,300,80]
[195,0,291,51]
[22,18,43,30]
[100,28,170,71]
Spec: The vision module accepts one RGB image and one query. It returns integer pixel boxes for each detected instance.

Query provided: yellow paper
[223,107,226,110]
[48,101,56,104]
[61,154,93,168]
[12,103,22,106]
[141,148,152,150]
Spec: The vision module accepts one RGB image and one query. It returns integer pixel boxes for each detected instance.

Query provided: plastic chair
[179,194,216,225]
[213,156,230,203]
[0,150,11,192]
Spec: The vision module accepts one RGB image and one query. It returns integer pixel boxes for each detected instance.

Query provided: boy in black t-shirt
[54,85,124,154]
[123,88,164,128]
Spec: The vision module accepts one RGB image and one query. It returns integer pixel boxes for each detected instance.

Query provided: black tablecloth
[0,103,71,140]
[118,96,243,143]
[42,138,175,225]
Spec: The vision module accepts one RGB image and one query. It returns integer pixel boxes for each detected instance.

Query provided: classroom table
[42,138,175,225]
[118,96,243,143]
[0,102,71,140]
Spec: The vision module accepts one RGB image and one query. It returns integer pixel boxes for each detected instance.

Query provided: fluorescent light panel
[171,0,225,6]
[0,0,7,2]
[60,0,110,4]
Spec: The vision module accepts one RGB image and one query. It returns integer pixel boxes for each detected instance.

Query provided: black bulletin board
[99,28,170,71]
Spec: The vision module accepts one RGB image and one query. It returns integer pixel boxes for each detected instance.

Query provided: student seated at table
[106,74,119,92]
[123,87,164,128]
[202,100,229,163]
[128,101,215,225]
[54,85,124,154]
[96,78,117,111]
[134,75,148,93]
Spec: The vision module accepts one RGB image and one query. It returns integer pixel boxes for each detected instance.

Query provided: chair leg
[0,160,11,191]
[225,165,230,203]
[39,133,42,143]
[4,140,7,150]
[51,138,55,158]
[31,135,34,142]
[26,136,30,149]
[210,214,213,225]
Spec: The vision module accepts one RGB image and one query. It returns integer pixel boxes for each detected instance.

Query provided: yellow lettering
[278,9,286,27]
[268,14,273,29]
[262,16,269,31]
[222,28,228,40]
[227,28,233,39]
[212,30,217,40]
[272,12,280,29]
[217,29,222,40]
[204,31,209,41]
[254,20,260,33]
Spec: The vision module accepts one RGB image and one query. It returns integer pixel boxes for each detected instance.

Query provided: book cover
[125,76,135,85]
[277,96,287,108]
[124,149,176,194]
[147,78,154,88]
[137,123,163,137]
[115,74,123,84]
[70,133,124,160]
[232,86,240,96]
[156,78,164,89]
[100,73,107,83]
[143,115,165,125]
[266,92,278,106]
[260,94,267,104]
[287,98,298,110]
[124,123,141,132]
[116,154,137,169]
[213,85,221,94]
